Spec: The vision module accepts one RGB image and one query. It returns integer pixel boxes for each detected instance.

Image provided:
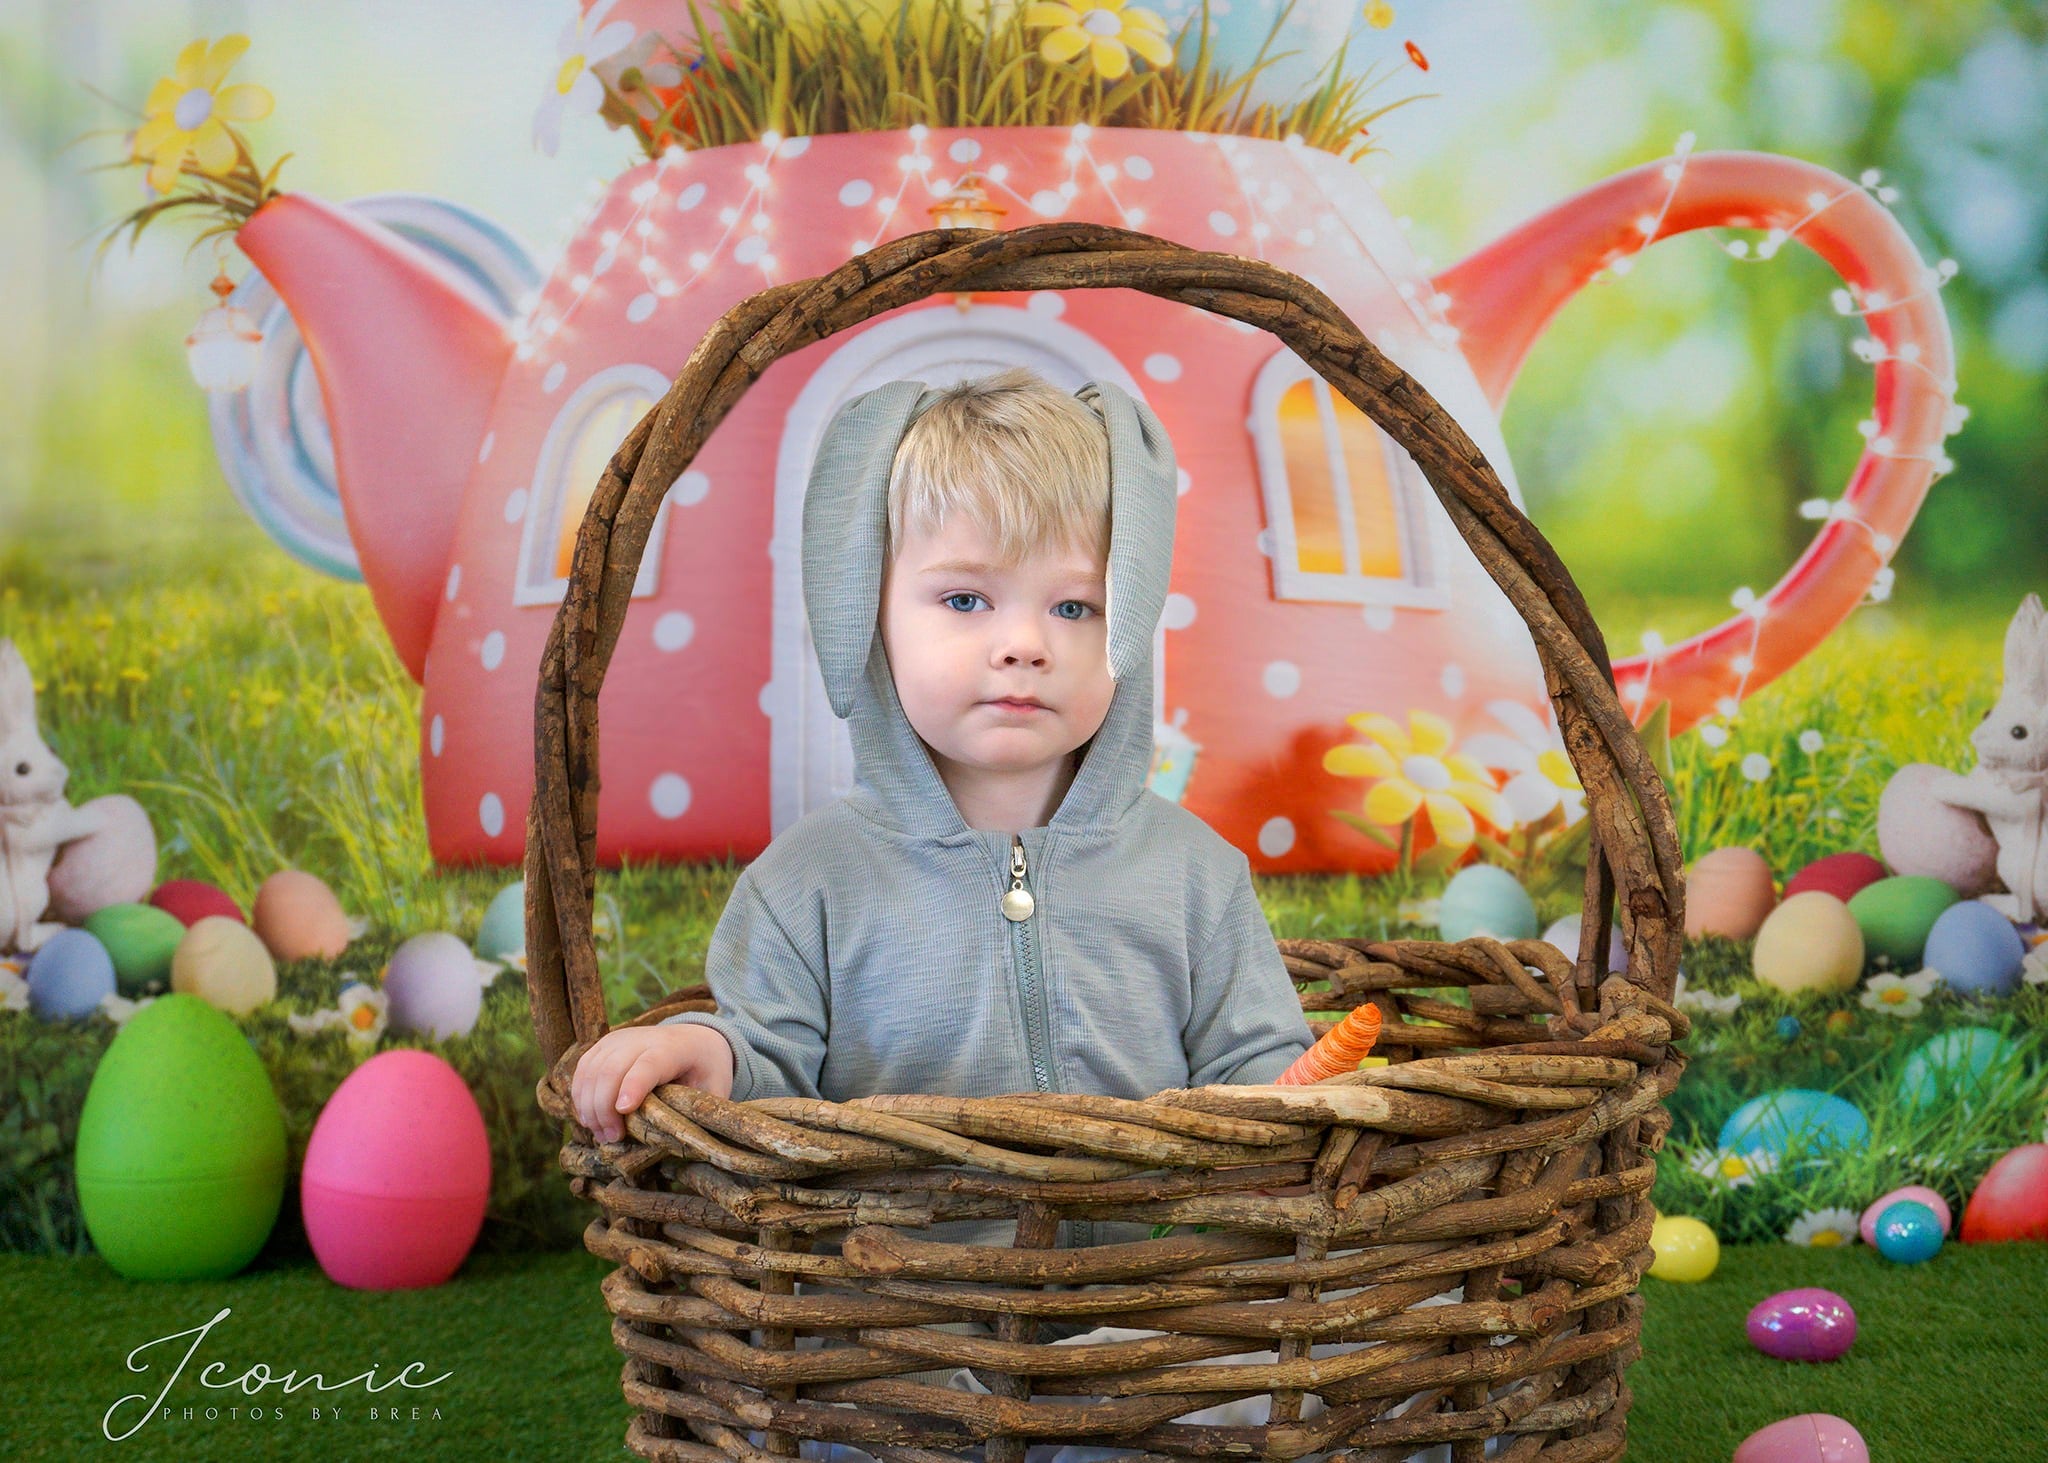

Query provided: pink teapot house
[219,16,1957,874]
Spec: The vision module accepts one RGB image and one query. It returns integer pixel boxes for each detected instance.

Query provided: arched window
[1249,349,1445,609]
[514,365,672,606]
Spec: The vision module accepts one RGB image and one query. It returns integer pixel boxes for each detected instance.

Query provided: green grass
[3,1243,2044,1461]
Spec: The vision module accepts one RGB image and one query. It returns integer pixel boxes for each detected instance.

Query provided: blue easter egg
[475,881,526,964]
[1921,900,2026,997]
[1718,1088,1870,1158]
[1437,865,1538,943]
[1775,1015,1803,1042]
[1897,1026,2018,1109]
[1872,1199,1944,1264]
[27,929,118,1020]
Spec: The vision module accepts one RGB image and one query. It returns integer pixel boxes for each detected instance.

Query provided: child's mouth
[987,699,1048,714]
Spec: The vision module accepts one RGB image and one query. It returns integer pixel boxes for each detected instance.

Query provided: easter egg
[1733,1413,1870,1463]
[74,993,286,1279]
[1685,846,1777,940]
[170,916,277,1015]
[149,878,245,927]
[1897,1027,2019,1109]
[45,794,157,923]
[1752,892,1864,998]
[1960,1144,2048,1243]
[1859,1184,1951,1246]
[83,902,187,995]
[1647,1214,1719,1282]
[252,869,353,963]
[1871,1199,1944,1264]
[1775,1015,1803,1042]
[1746,1288,1857,1362]
[1846,875,1959,969]
[1539,913,1628,973]
[1920,900,2025,997]
[475,880,526,964]
[1783,852,1887,905]
[301,1050,491,1289]
[1719,1089,1869,1159]
[26,929,117,1020]
[1435,865,1537,943]
[383,932,483,1039]
[1878,762,1999,896]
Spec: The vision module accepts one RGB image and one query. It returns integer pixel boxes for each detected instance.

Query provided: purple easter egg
[1747,1287,1857,1362]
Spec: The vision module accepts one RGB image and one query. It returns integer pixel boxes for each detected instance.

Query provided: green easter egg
[475,880,526,964]
[75,993,286,1280]
[1846,875,1959,969]
[83,903,188,995]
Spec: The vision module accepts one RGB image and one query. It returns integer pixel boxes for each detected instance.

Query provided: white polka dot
[445,564,462,601]
[1364,604,1396,632]
[479,793,504,838]
[1124,156,1153,180]
[503,488,527,525]
[676,181,708,211]
[429,715,445,756]
[734,235,767,265]
[593,249,617,276]
[542,362,567,394]
[627,292,658,323]
[477,431,495,464]
[1208,211,1239,237]
[1161,593,1196,631]
[650,773,692,820]
[1027,293,1065,318]
[661,469,706,507]
[779,135,810,157]
[1263,662,1301,698]
[481,631,505,670]
[1030,189,1065,215]
[759,681,777,717]
[838,179,873,206]
[1258,817,1295,858]
[653,611,695,652]
[1143,354,1182,382]
[1177,468,1191,498]
[948,138,981,162]
[1441,663,1467,699]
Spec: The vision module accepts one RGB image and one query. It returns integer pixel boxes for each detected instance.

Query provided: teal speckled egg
[475,881,526,964]
[1898,1027,2019,1110]
[1437,865,1538,943]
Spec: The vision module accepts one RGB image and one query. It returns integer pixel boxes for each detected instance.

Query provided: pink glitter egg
[1746,1287,1858,1362]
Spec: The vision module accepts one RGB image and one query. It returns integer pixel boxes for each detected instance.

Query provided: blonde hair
[885,366,1111,569]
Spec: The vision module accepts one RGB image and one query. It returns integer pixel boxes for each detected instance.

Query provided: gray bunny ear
[803,380,945,718]
[2011,592,2048,704]
[1073,381,1178,683]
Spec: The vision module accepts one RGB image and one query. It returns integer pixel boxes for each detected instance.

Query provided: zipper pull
[1001,833,1035,921]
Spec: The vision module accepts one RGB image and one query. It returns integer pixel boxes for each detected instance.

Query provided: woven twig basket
[525,223,1690,1463]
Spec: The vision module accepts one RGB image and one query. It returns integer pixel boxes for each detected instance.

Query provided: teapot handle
[1433,146,1959,733]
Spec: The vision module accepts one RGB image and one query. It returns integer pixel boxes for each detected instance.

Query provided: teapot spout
[235,193,512,681]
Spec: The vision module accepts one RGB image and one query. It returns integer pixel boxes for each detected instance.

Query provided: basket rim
[521,222,1686,1068]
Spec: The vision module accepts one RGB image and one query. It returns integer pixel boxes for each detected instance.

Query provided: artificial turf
[7,1242,2044,1460]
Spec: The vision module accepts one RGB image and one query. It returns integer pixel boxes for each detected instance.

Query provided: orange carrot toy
[1274,1003,1384,1085]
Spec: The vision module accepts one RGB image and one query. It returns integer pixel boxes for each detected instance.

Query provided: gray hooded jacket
[663,376,1313,1130]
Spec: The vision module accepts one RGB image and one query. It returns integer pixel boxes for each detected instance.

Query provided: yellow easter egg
[1753,891,1865,998]
[171,916,278,1016]
[1649,1214,1720,1282]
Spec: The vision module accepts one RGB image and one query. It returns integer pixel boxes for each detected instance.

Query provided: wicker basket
[524,223,1690,1463]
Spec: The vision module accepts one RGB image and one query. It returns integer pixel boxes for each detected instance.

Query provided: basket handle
[523,225,1686,1069]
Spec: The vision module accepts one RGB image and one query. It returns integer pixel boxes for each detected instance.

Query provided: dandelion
[1673,970,1742,1018]
[1324,710,1514,852]
[1699,723,1729,748]
[1364,1,1395,26]
[1740,752,1772,782]
[1688,1147,1779,1187]
[1798,729,1825,754]
[1861,968,1939,1018]
[1028,0,1173,81]
[1785,1207,1860,1247]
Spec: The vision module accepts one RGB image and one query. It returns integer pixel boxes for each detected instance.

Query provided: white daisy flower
[1785,1206,1860,1248]
[1396,896,1441,927]
[335,982,388,1044]
[1688,1147,1779,1187]
[97,992,156,1028]
[0,962,28,1013]
[1861,968,1939,1018]
[344,916,372,942]
[2021,942,2048,986]
[1672,969,1742,1018]
[534,0,638,155]
[1459,698,1588,827]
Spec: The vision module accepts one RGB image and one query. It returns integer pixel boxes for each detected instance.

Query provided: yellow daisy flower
[1364,1,1396,27]
[132,35,273,193]
[1322,710,1515,850]
[1027,0,1173,81]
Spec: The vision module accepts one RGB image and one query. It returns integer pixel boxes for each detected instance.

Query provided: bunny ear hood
[800,377,1178,839]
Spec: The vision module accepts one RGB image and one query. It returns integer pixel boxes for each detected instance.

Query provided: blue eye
[942,592,985,613]
[1055,601,1092,620]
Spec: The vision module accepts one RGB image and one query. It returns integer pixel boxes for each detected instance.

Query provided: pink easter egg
[1746,1288,1857,1362]
[1733,1413,1870,1463]
[1859,1184,1952,1247]
[301,1050,490,1290]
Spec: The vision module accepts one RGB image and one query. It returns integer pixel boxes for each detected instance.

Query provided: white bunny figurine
[0,639,102,954]
[1926,594,2048,923]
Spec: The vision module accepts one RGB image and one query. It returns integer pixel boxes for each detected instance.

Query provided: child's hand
[570,1023,736,1143]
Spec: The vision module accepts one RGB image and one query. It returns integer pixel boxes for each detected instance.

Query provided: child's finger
[615,1049,669,1115]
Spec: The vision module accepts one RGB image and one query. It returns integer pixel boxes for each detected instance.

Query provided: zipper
[1002,832,1055,1095]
